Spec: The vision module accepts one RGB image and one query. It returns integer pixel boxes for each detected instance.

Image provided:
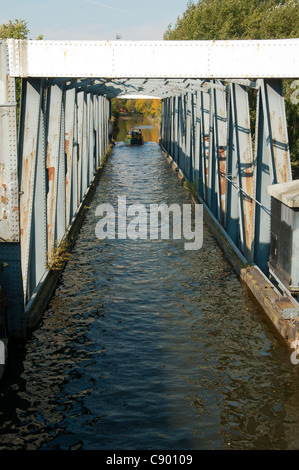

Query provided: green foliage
[0,19,29,39]
[0,19,30,124]
[284,80,299,167]
[0,20,43,123]
[164,0,299,169]
[164,0,299,40]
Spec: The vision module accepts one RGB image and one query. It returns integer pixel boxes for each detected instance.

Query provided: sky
[0,0,190,41]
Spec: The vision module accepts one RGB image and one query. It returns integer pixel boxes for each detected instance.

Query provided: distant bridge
[0,38,298,337]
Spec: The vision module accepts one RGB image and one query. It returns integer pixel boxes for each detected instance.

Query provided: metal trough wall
[160,79,293,274]
[0,41,110,337]
[1,38,298,338]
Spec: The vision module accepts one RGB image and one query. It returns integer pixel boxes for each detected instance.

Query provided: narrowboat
[126,128,144,146]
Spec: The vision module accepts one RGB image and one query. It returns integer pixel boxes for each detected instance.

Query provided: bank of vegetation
[111,98,162,141]
[111,98,161,122]
[164,0,299,169]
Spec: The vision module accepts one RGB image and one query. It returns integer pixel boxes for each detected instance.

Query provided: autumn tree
[111,98,161,120]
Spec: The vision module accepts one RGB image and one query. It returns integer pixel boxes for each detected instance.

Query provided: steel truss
[0,42,110,336]
[161,79,292,274]
[0,38,298,336]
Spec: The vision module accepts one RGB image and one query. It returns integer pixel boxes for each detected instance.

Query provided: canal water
[0,118,299,450]
[113,115,160,143]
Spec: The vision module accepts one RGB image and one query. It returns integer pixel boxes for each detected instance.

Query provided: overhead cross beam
[7,39,299,79]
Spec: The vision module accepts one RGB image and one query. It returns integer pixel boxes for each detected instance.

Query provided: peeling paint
[48,166,55,181]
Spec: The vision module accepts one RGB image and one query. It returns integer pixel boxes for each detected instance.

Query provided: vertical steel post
[161,99,165,145]
[18,78,47,303]
[225,86,240,247]
[81,91,88,197]
[55,86,66,244]
[207,87,215,212]
[173,95,179,163]
[230,83,254,261]
[179,95,186,176]
[94,94,100,169]
[65,87,76,227]
[254,79,291,273]
[72,90,79,220]
[213,87,227,225]
[191,92,197,184]
[104,96,109,151]
[98,95,103,162]
[261,79,292,183]
[103,95,107,155]
[76,91,84,208]
[45,84,64,255]
[170,96,175,158]
[0,41,24,337]
[165,98,170,153]
[185,93,192,181]
[177,96,183,169]
[194,91,202,195]
[200,91,210,203]
[88,92,94,185]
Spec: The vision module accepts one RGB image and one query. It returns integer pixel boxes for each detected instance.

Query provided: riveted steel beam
[0,43,20,243]
[0,41,24,337]
[7,39,299,79]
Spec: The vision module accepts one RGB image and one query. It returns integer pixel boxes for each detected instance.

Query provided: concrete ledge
[160,143,299,349]
[241,265,299,347]
[267,180,299,208]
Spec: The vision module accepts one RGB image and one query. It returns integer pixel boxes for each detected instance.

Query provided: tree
[0,19,43,123]
[0,19,29,39]
[111,98,161,120]
[164,0,299,40]
[164,0,299,170]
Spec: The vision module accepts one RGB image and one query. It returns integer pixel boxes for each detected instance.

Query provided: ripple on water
[1,142,299,450]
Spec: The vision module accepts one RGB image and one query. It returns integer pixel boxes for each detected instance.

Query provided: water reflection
[114,115,160,143]
[0,142,299,450]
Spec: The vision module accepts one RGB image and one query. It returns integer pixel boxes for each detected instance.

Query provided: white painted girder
[7,39,299,79]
